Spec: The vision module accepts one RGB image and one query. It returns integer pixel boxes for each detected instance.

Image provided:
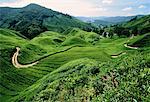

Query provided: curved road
[12,45,81,68]
[111,52,127,58]
[12,47,39,68]
[124,44,138,49]
[111,36,139,58]
[124,35,138,49]
[111,44,138,58]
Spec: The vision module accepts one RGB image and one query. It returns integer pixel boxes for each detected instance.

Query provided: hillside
[1,27,150,101]
[102,15,144,23]
[106,15,150,37]
[10,51,150,102]
[124,15,150,28]
[123,15,150,34]
[0,28,108,101]
[0,4,95,39]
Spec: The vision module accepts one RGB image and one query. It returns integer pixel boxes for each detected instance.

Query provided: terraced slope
[10,51,150,102]
[0,29,47,101]
[0,29,109,101]
[1,28,149,102]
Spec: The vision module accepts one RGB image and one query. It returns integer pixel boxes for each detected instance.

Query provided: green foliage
[113,25,131,37]
[9,51,150,102]
[109,15,150,37]
[0,28,107,101]
[123,15,150,35]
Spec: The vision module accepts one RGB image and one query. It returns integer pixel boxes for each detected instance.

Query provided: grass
[95,38,128,54]
[64,28,101,44]
[61,36,89,46]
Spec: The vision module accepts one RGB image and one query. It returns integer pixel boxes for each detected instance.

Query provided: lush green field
[0,28,150,102]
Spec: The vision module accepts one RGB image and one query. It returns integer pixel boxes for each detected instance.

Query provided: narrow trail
[12,47,39,68]
[124,44,138,49]
[111,35,138,58]
[12,45,80,68]
[124,35,139,49]
[111,52,127,58]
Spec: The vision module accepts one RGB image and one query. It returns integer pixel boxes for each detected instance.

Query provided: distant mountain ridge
[77,15,144,26]
[0,3,94,39]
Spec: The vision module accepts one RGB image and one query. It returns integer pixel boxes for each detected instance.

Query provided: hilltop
[0,3,95,39]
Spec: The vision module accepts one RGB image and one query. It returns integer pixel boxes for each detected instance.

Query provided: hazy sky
[0,0,150,17]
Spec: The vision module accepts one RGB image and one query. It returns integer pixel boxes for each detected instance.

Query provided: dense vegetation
[100,15,150,37]
[0,3,150,102]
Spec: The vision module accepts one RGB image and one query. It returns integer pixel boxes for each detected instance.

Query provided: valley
[0,3,150,102]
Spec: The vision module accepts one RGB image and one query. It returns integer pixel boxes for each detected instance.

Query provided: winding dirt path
[12,45,81,68]
[12,47,39,68]
[124,35,138,49]
[125,33,150,49]
[111,52,127,58]
[124,44,138,49]
[111,36,139,58]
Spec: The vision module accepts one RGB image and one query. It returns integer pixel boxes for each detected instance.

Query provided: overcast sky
[0,0,150,17]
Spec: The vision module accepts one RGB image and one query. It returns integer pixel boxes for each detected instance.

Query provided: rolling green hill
[62,28,101,45]
[0,4,95,39]
[0,28,149,102]
[0,28,109,101]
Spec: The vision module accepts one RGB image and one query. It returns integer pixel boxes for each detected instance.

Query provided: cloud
[102,0,113,4]
[122,7,133,11]
[138,5,146,9]
[0,0,94,16]
[0,0,111,16]
[95,7,107,11]
[0,0,149,16]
